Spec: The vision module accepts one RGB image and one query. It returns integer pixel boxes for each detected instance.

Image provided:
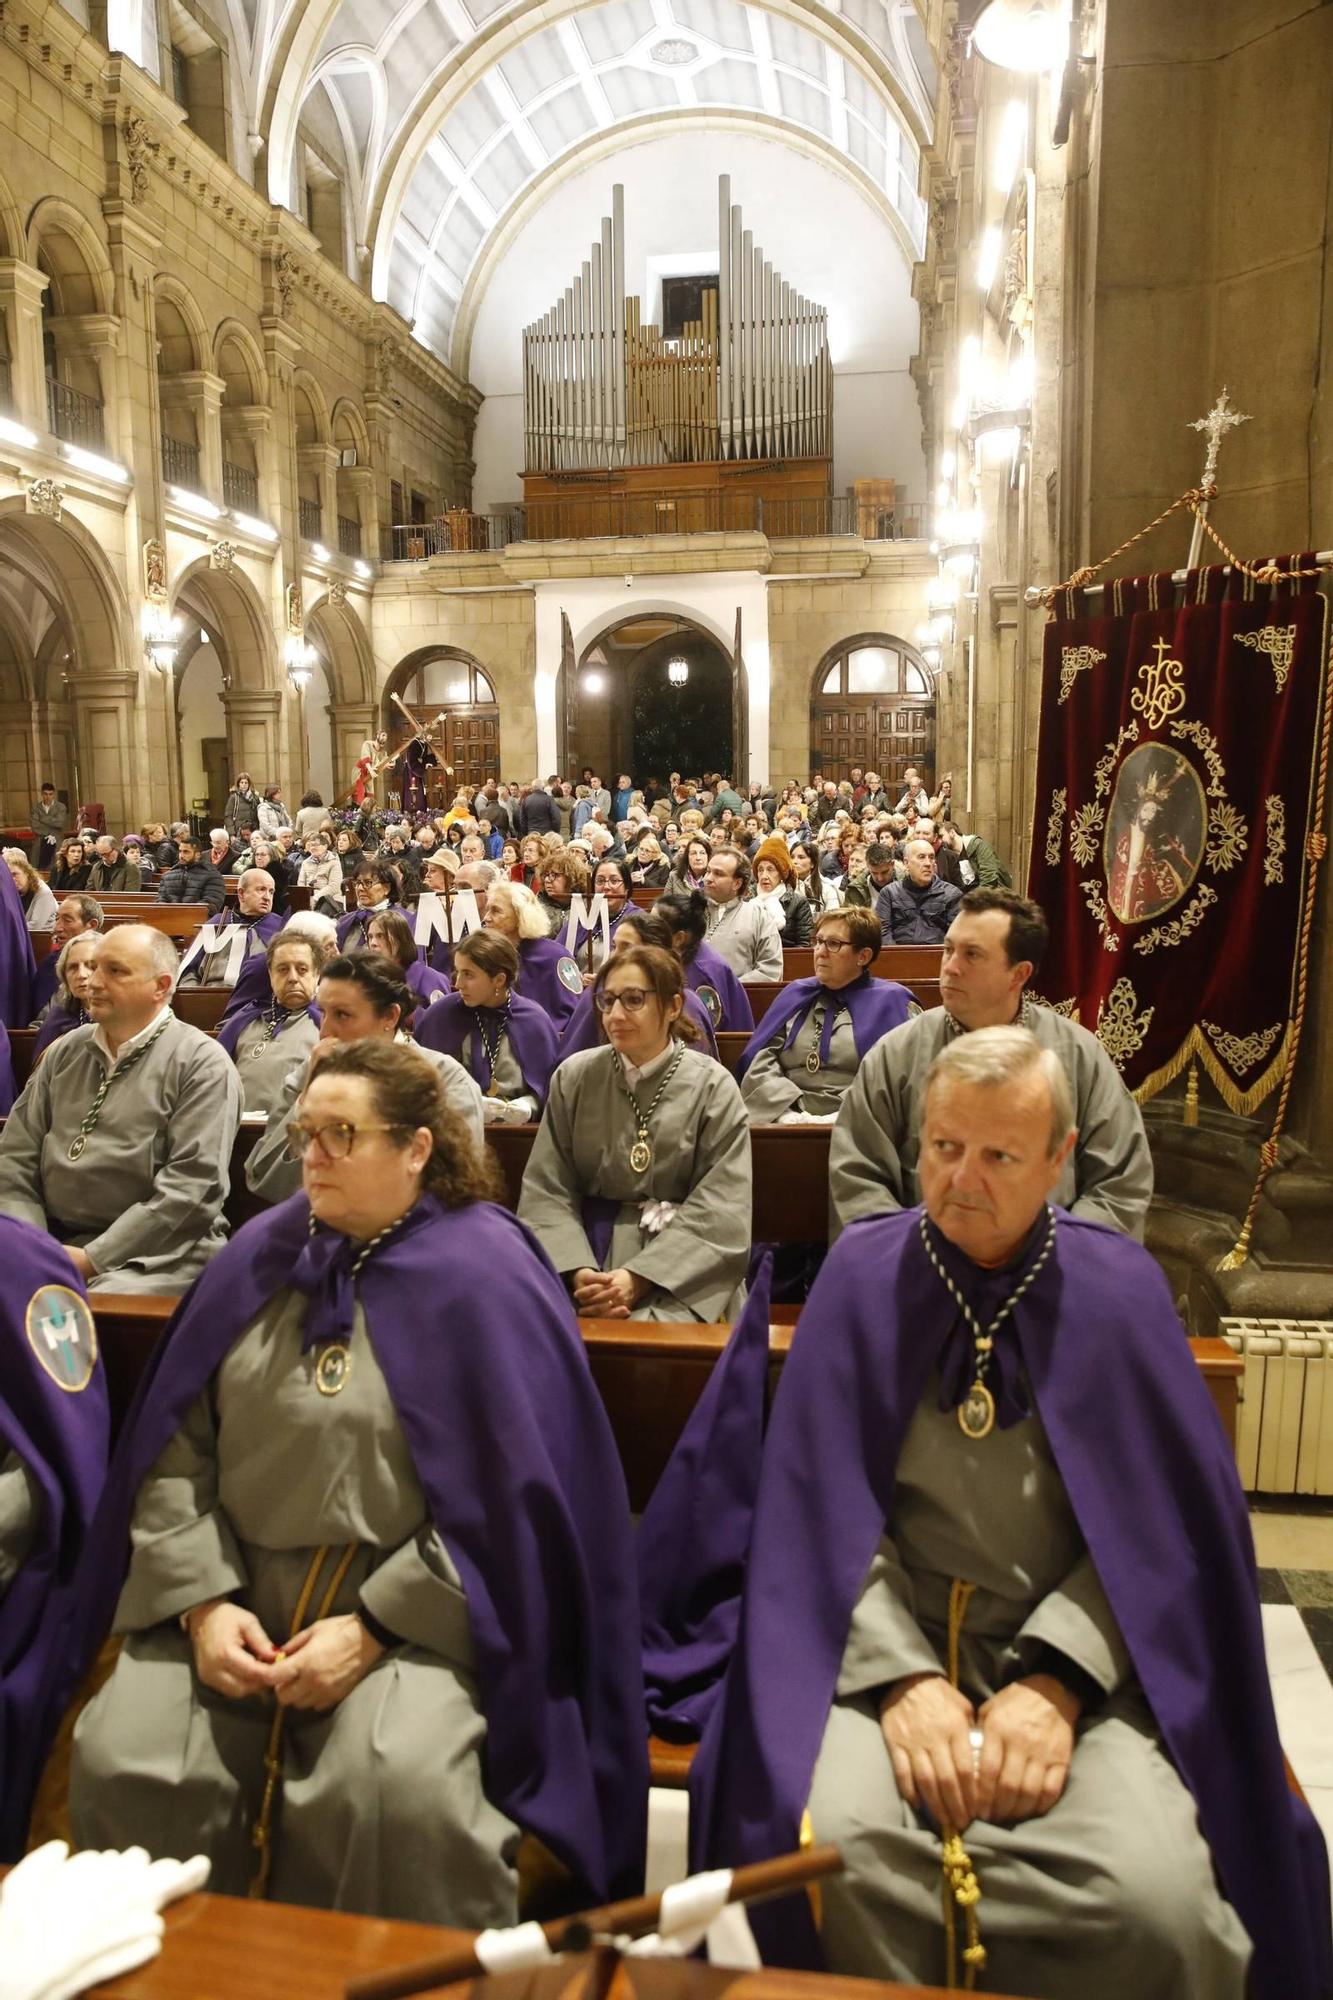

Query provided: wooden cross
[1186,387,1252,570]
[390,692,445,741]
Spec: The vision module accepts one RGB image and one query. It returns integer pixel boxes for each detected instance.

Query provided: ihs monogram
[1131,639,1187,731]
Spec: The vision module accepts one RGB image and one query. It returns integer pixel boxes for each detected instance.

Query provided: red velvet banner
[1026,561,1330,1111]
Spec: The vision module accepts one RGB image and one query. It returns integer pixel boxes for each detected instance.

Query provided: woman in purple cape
[481,877,583,1028]
[69,1039,646,1921]
[415,930,557,1118]
[557,906,719,1062]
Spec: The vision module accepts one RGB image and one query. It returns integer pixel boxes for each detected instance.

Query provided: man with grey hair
[831,888,1151,1239]
[694,1021,1312,1999]
[86,834,140,894]
[176,868,282,987]
[702,846,783,983]
[877,834,960,943]
[30,894,104,1020]
[0,923,241,1291]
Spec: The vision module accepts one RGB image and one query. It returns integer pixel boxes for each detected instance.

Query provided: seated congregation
[0,825,1326,2000]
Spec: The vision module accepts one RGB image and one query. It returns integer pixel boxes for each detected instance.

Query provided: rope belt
[248,1540,361,1899]
[940,1577,986,1990]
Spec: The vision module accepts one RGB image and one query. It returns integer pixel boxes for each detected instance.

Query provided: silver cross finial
[1189,387,1252,490]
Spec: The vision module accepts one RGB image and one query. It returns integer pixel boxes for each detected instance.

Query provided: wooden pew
[8,1026,36,1087]
[173,987,233,1032]
[783,945,944,983]
[746,977,942,1015]
[716,1031,746,1072]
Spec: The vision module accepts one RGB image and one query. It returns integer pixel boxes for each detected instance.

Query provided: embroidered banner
[1026,561,1331,1112]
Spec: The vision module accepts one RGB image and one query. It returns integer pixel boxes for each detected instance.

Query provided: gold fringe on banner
[1131,1023,1290,1122]
[1183,1063,1200,1127]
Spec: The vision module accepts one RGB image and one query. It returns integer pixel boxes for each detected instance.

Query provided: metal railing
[46,375,105,448]
[161,434,201,486]
[223,460,259,511]
[0,357,11,409]
[381,490,928,560]
[337,514,362,558]
[298,496,322,540]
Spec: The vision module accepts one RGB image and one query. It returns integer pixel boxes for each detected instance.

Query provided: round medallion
[557,956,583,995]
[805,1050,822,1074]
[486,1078,500,1098]
[629,1138,652,1175]
[697,984,722,1027]
[315,1343,352,1396]
[26,1284,98,1393]
[957,1380,996,1441]
[249,1041,271,1061]
[67,1135,87,1162]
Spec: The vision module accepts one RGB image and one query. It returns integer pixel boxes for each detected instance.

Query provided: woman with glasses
[69,1037,646,1922]
[736,906,913,1124]
[555,909,719,1063]
[244,952,484,1206]
[416,932,557,1123]
[518,945,750,1322]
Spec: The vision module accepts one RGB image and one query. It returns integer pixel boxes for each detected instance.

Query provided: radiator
[1220,1318,1333,1495]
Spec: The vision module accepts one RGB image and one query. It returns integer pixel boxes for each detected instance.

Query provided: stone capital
[221,405,273,441]
[70,669,141,700]
[298,442,340,475]
[158,370,227,414]
[220,688,284,719]
[48,313,122,360]
[0,258,50,309]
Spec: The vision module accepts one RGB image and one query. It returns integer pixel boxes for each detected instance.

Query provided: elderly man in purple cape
[218,928,328,1116]
[690,1026,1329,2000]
[0,1216,109,1859]
[0,861,36,1029]
[68,1039,647,1923]
[737,904,912,1122]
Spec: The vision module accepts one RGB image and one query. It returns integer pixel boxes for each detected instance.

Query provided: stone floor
[1253,1503,1333,1870]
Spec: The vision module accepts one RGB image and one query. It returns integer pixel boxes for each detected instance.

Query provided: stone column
[297,442,338,545]
[341,462,377,560]
[160,370,226,499]
[70,670,140,826]
[221,688,285,791]
[0,260,50,431]
[220,404,275,519]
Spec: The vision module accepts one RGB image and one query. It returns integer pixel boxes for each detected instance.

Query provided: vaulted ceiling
[236,0,935,370]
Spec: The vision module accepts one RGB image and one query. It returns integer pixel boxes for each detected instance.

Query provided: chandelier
[667,656,689,688]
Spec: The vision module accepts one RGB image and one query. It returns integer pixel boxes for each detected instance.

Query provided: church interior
[0,0,1332,1989]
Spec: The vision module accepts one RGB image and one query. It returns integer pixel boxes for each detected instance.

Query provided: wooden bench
[745,978,942,1016]
[783,946,944,983]
[9,1025,36,1086]
[173,987,233,1032]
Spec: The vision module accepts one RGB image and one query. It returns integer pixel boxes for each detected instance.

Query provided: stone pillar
[221,688,285,789]
[70,670,140,826]
[220,405,275,519]
[261,316,301,558]
[297,442,338,545]
[342,463,377,560]
[160,370,226,498]
[0,260,50,430]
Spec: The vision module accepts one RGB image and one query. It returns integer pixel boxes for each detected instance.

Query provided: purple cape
[685,943,753,1032]
[67,1194,648,1900]
[0,1217,108,1857]
[638,1255,772,1738]
[215,998,320,1060]
[734,971,913,1077]
[407,958,451,1007]
[336,902,410,953]
[416,992,558,1107]
[0,867,36,1030]
[514,936,583,1028]
[0,1022,12,1115]
[689,1211,1330,1998]
[557,986,719,1064]
[30,954,58,1022]
[32,1000,87,1061]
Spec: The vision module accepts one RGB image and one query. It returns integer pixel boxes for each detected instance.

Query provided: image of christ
[1104,745,1206,925]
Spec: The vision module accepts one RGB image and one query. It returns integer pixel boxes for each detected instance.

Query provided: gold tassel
[1217,1219,1252,1273]
[939,1581,986,1988]
[1183,1062,1199,1127]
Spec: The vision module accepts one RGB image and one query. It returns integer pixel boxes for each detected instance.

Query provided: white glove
[0,1842,210,2000]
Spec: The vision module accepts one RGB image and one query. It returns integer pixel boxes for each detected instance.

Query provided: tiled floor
[1256,1511,1333,1874]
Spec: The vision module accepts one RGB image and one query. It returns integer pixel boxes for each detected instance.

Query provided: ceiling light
[993,99,1028,194]
[976,227,1003,292]
[231,510,279,542]
[973,0,1069,73]
[649,37,696,64]
[311,543,331,563]
[667,657,689,687]
[168,484,222,519]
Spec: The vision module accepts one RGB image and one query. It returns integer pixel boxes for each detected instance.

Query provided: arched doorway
[382,650,500,798]
[566,616,737,787]
[809,635,936,786]
[172,562,280,822]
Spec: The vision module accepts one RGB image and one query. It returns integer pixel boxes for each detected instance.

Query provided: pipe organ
[523,177,832,474]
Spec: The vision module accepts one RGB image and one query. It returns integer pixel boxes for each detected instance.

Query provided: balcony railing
[223,460,259,511]
[337,514,362,558]
[46,375,105,448]
[161,434,201,486]
[381,491,928,560]
[298,497,322,540]
[0,357,11,409]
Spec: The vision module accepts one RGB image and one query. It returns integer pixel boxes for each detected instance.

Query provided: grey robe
[456,1032,539,1125]
[177,918,272,989]
[805,1373,1249,1997]
[518,1046,751,1321]
[233,1012,320,1118]
[0,1013,242,1292]
[829,1000,1153,1239]
[704,899,783,982]
[741,998,859,1124]
[70,1290,519,1924]
[0,1447,39,1596]
[245,1039,486,1204]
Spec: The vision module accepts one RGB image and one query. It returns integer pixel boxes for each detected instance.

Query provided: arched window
[817,641,928,697]
[419,659,494,706]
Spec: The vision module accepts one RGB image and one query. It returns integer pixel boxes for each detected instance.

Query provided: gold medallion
[629,1137,652,1174]
[805,1049,822,1074]
[68,1135,87,1162]
[315,1343,352,1396]
[486,1078,500,1098]
[958,1379,996,1441]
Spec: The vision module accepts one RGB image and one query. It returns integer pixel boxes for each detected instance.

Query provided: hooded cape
[734,972,914,1078]
[689,1209,1330,2000]
[0,1218,108,1858]
[514,935,583,1028]
[32,1000,87,1062]
[415,992,558,1108]
[685,943,753,1033]
[0,867,36,1030]
[69,1194,648,1902]
[557,986,719,1065]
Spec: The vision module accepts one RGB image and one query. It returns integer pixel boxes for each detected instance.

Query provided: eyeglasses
[285,1119,407,1161]
[813,938,855,952]
[595,988,651,1014]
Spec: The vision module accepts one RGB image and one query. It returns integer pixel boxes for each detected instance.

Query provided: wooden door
[443,709,500,793]
[809,698,935,786]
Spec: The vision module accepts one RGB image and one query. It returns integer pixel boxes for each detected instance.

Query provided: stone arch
[0,163,25,263]
[382,645,500,792]
[291,370,330,445]
[307,591,374,705]
[212,320,268,406]
[565,610,744,787]
[152,276,209,373]
[808,630,936,786]
[26,197,115,317]
[172,557,278,695]
[330,398,370,461]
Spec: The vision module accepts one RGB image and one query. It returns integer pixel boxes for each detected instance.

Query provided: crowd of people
[0,760,1323,2000]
